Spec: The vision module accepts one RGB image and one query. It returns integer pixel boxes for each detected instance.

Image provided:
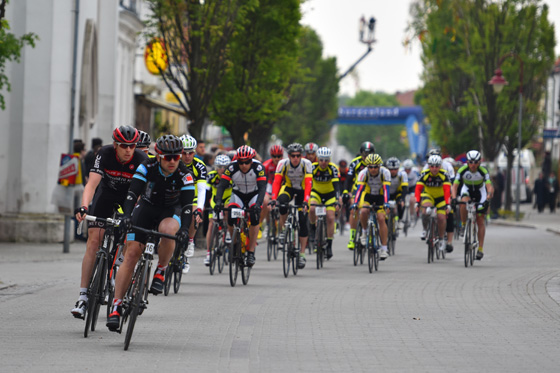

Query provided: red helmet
[236,145,256,160]
[112,126,139,144]
[270,145,283,157]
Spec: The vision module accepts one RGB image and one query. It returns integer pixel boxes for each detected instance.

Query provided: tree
[144,0,242,140]
[408,0,555,209]
[337,91,410,160]
[211,0,301,154]
[273,27,339,147]
[0,0,38,110]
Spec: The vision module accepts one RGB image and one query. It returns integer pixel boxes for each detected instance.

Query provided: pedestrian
[547,172,559,213]
[533,172,547,213]
[83,137,103,183]
[195,139,205,161]
[490,170,505,218]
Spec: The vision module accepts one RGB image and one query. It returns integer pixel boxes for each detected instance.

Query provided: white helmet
[316,147,331,159]
[403,159,414,169]
[179,134,197,151]
[443,157,454,164]
[215,154,230,167]
[427,155,442,166]
[466,150,481,162]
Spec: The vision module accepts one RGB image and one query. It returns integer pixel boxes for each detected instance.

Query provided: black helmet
[360,141,375,155]
[112,125,139,144]
[287,143,304,154]
[155,135,183,155]
[137,131,151,148]
[427,148,441,157]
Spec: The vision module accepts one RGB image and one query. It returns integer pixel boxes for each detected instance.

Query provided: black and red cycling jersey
[262,158,278,187]
[90,145,148,197]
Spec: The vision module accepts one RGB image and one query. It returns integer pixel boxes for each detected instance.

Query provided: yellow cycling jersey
[416,169,451,199]
[206,170,232,204]
[311,162,340,195]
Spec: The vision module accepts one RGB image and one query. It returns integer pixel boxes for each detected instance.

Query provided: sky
[301,0,560,97]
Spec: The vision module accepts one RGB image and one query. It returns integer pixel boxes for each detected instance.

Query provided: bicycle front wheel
[464,220,471,267]
[229,233,240,287]
[84,254,104,337]
[173,255,183,294]
[163,264,172,296]
[124,260,147,351]
[316,220,324,269]
[292,227,300,276]
[241,252,251,285]
[283,227,292,277]
[353,225,361,266]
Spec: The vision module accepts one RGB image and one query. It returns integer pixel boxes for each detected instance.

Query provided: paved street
[2,205,560,372]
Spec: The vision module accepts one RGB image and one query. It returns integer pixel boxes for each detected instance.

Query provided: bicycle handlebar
[83,215,178,241]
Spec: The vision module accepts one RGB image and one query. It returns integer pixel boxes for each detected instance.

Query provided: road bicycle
[457,201,478,267]
[227,206,253,287]
[424,206,446,263]
[163,237,186,295]
[311,203,337,270]
[279,204,303,277]
[85,215,179,350]
[266,205,280,261]
[361,204,382,273]
[207,209,228,275]
[77,211,123,338]
[386,200,399,256]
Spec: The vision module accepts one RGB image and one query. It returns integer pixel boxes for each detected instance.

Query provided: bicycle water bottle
[240,232,247,253]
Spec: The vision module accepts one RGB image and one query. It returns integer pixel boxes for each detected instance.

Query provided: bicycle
[85,215,179,350]
[424,206,446,263]
[311,203,337,270]
[353,221,366,266]
[457,201,478,267]
[401,195,411,237]
[386,200,399,256]
[360,204,382,273]
[279,204,303,277]
[227,206,253,287]
[207,209,228,275]
[266,205,280,261]
[76,211,123,338]
[163,237,186,295]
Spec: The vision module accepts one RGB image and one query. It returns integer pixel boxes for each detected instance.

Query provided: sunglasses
[368,165,379,169]
[319,158,330,162]
[162,154,181,162]
[290,154,301,158]
[183,150,195,155]
[468,160,479,164]
[429,165,440,168]
[238,159,252,165]
[272,155,282,159]
[117,143,136,149]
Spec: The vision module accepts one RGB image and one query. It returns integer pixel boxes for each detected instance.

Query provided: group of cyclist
[70,125,494,332]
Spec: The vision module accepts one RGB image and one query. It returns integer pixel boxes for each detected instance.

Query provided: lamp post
[489,52,524,221]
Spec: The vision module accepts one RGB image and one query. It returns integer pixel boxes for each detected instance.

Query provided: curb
[490,220,537,229]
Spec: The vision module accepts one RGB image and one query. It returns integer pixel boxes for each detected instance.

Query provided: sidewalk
[491,202,560,235]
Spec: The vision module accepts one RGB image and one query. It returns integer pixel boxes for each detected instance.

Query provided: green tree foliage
[0,0,38,110]
[144,0,242,140]
[211,0,301,154]
[337,91,410,160]
[408,0,555,161]
[273,27,339,147]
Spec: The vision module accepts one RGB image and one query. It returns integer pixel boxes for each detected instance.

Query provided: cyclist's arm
[383,182,390,204]
[215,176,229,204]
[415,183,424,203]
[451,182,459,200]
[256,178,267,207]
[303,174,313,203]
[122,176,146,216]
[179,186,195,231]
[443,182,451,205]
[271,173,283,200]
[80,172,102,208]
[485,180,494,199]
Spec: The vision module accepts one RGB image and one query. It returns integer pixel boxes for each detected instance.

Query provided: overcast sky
[301,0,560,97]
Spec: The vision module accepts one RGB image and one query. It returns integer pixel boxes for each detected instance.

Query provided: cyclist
[452,150,494,260]
[304,142,319,163]
[308,147,341,260]
[261,145,284,235]
[215,145,266,268]
[269,143,312,266]
[106,135,195,330]
[344,141,375,250]
[179,135,208,272]
[204,154,232,266]
[352,154,390,260]
[136,131,154,157]
[422,148,455,252]
[403,159,420,220]
[338,159,350,223]
[71,126,147,319]
[385,157,408,228]
[415,155,452,252]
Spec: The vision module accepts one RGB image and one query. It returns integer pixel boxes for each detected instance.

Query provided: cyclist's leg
[474,188,488,255]
[277,187,292,236]
[347,187,360,246]
[435,197,447,241]
[420,194,435,237]
[376,202,389,258]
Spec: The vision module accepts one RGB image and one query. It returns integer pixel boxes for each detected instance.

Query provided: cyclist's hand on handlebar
[215,204,223,215]
[74,206,88,222]
[176,229,189,246]
[268,200,276,211]
[120,216,132,231]
[445,204,452,214]
[252,205,262,218]
[415,202,420,215]
[342,193,350,205]
[194,208,203,224]
[384,202,390,211]
[350,203,358,210]
[451,198,457,210]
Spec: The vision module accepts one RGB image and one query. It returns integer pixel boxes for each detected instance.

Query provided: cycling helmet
[180,134,197,151]
[270,145,283,157]
[466,150,481,162]
[339,159,348,168]
[443,157,455,165]
[215,154,231,167]
[403,159,414,169]
[316,147,331,159]
[427,148,441,157]
[385,157,400,170]
[427,154,442,166]
[137,131,151,148]
[364,154,383,166]
[287,143,304,154]
[304,142,319,154]
[237,145,256,160]
[112,125,139,144]
[155,135,183,155]
[360,141,375,155]
[227,150,237,161]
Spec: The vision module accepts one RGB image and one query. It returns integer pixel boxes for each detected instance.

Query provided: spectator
[547,172,559,213]
[195,139,205,161]
[83,138,103,182]
[533,172,547,213]
[490,170,505,218]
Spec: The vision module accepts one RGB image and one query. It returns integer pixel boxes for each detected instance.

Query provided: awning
[136,94,188,117]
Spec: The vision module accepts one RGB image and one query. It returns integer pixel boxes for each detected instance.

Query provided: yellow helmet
[364,154,382,166]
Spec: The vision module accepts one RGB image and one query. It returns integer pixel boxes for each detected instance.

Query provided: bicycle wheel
[283,226,292,277]
[316,220,324,269]
[209,227,220,275]
[217,240,225,274]
[229,232,240,287]
[471,223,477,266]
[367,226,374,273]
[124,260,147,351]
[163,263,173,296]
[241,252,251,285]
[427,219,433,264]
[464,220,471,267]
[172,254,183,294]
[291,227,300,276]
[84,254,103,337]
[353,225,361,266]
[106,266,116,319]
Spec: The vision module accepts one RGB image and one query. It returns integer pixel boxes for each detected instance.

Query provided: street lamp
[489,53,524,221]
